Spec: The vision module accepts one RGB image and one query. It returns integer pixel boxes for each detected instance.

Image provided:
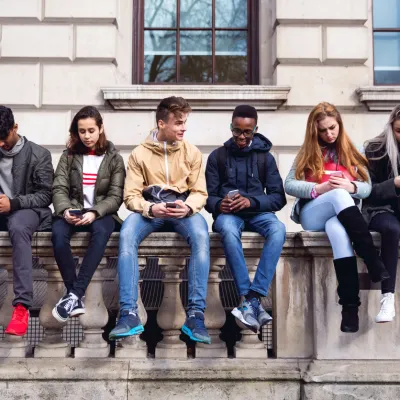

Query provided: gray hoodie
[0,136,25,198]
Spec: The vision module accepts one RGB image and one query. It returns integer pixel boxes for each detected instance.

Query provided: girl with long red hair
[285,102,389,333]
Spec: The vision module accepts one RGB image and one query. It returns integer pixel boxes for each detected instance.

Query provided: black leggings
[369,212,400,294]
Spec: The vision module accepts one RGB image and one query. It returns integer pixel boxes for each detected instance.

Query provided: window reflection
[216,0,247,28]
[216,31,247,83]
[180,31,212,82]
[181,0,212,28]
[145,0,177,28]
[144,31,176,82]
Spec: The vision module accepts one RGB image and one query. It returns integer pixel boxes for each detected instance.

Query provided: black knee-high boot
[337,206,389,283]
[333,256,360,333]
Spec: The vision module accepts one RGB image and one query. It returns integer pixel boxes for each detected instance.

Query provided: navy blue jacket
[205,133,286,219]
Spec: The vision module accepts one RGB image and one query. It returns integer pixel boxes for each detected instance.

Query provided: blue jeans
[300,189,355,259]
[214,212,286,297]
[118,212,210,313]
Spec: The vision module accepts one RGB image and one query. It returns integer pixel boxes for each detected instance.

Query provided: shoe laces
[380,293,394,313]
[13,304,27,320]
[64,296,77,312]
[247,298,260,318]
[189,312,206,330]
[119,311,137,323]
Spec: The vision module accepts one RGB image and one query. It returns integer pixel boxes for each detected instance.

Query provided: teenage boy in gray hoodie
[0,105,53,336]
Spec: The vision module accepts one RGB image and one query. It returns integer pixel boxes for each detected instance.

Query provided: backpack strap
[216,146,227,183]
[256,152,267,187]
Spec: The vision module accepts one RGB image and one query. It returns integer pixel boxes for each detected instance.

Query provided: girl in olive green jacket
[51,106,125,322]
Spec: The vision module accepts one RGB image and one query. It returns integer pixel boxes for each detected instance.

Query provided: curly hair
[0,106,15,140]
[67,106,108,155]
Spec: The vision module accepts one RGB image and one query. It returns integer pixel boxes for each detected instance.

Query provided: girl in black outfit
[364,105,400,323]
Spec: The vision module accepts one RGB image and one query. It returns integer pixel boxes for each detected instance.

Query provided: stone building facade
[0,0,398,230]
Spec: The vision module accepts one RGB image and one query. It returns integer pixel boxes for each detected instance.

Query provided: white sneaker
[375,293,395,323]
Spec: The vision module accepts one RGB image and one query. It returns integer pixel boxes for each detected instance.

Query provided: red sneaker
[5,304,29,336]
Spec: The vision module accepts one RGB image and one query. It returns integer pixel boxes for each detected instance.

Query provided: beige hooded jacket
[124,130,208,218]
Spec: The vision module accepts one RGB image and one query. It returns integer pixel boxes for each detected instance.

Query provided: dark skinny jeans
[369,212,400,294]
[52,215,115,299]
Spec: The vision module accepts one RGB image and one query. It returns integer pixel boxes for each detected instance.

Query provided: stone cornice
[357,86,400,111]
[102,85,291,111]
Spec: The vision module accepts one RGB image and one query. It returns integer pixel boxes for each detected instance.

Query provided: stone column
[115,257,148,358]
[197,257,227,358]
[0,259,30,357]
[234,257,268,359]
[75,257,109,358]
[155,257,187,359]
[35,257,70,357]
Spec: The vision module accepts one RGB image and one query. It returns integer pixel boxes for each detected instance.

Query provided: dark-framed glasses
[230,123,257,137]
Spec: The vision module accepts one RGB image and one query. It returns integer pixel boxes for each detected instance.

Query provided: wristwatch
[148,204,155,217]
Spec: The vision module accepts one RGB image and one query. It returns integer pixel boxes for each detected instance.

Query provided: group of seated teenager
[0,98,398,344]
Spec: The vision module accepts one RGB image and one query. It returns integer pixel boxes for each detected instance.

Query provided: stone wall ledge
[102,85,291,111]
[0,358,303,381]
[357,86,400,111]
[1,359,400,383]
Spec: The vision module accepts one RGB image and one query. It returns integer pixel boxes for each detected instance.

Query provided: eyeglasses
[230,123,257,137]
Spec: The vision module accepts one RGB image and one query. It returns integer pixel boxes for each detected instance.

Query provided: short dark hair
[0,106,15,140]
[68,106,108,155]
[232,105,258,124]
[156,96,192,128]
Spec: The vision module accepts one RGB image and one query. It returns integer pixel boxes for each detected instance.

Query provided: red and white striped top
[83,150,105,209]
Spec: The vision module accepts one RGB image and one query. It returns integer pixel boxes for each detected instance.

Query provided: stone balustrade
[0,230,398,362]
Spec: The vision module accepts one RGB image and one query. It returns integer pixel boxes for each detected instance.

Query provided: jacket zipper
[164,142,169,185]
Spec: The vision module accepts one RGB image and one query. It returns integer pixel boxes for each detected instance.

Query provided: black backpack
[215,146,267,187]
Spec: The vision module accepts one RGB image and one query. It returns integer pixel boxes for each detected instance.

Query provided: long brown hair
[295,102,368,182]
[67,106,108,155]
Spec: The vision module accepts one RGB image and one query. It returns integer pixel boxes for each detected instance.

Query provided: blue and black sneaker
[109,310,144,340]
[182,310,211,344]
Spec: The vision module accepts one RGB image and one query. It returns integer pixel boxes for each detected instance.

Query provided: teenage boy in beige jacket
[109,96,211,344]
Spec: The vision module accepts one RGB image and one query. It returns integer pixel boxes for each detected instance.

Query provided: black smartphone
[69,209,83,218]
[166,202,179,208]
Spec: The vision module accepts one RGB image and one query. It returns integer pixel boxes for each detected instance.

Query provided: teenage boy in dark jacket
[205,105,286,332]
[0,105,53,336]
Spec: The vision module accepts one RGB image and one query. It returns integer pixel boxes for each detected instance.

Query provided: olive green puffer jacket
[52,141,125,218]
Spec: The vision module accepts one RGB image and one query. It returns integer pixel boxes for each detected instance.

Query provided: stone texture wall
[0,0,389,230]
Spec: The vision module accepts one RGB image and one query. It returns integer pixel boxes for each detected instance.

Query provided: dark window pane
[145,0,176,28]
[180,31,212,82]
[181,0,212,28]
[373,0,400,28]
[144,31,176,82]
[374,32,400,84]
[216,0,247,28]
[215,31,247,83]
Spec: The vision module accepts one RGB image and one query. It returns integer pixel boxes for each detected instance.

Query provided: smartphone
[331,171,344,178]
[166,202,179,209]
[227,189,239,199]
[69,209,83,218]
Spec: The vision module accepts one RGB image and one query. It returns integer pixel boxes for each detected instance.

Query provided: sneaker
[109,310,144,340]
[5,304,29,336]
[376,293,395,323]
[231,298,260,333]
[52,293,78,323]
[257,302,272,327]
[182,310,211,344]
[70,298,85,318]
[340,305,359,333]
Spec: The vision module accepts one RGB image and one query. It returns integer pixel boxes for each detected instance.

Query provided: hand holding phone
[166,202,179,209]
[227,189,239,199]
[68,209,83,218]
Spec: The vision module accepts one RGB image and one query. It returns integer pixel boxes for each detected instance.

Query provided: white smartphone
[227,189,239,199]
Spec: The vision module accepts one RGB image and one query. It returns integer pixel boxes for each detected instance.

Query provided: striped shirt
[83,150,104,209]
